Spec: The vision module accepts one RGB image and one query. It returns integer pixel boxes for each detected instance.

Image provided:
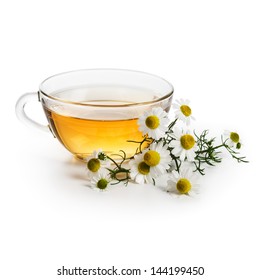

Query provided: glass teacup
[16,69,174,160]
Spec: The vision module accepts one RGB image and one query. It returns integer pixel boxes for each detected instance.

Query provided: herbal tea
[44,108,147,159]
[42,86,160,159]
[16,69,173,161]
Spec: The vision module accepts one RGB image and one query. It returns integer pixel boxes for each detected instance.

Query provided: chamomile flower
[167,165,200,196]
[173,98,195,125]
[142,142,172,178]
[138,107,169,140]
[169,128,197,161]
[86,149,110,179]
[223,130,241,149]
[129,153,153,184]
[89,169,111,191]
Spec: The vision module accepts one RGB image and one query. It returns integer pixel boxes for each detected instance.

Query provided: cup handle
[15,92,50,133]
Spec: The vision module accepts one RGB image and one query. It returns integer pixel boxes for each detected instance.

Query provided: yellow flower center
[180,105,192,117]
[230,132,239,143]
[97,178,108,190]
[87,158,101,172]
[145,115,160,129]
[180,134,195,150]
[144,150,161,166]
[137,161,150,175]
[176,178,192,194]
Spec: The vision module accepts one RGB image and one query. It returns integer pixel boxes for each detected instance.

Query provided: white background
[1,0,259,279]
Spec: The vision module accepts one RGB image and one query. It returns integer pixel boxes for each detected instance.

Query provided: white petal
[135,174,145,184]
[179,150,186,161]
[172,145,183,155]
[186,150,195,162]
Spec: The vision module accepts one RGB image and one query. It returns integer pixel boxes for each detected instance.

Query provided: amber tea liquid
[42,86,159,160]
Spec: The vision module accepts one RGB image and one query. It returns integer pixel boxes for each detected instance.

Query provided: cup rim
[39,68,174,108]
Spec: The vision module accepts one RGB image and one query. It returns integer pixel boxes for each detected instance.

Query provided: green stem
[168,118,178,131]
[106,155,121,169]
[127,136,153,154]
[195,144,225,154]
